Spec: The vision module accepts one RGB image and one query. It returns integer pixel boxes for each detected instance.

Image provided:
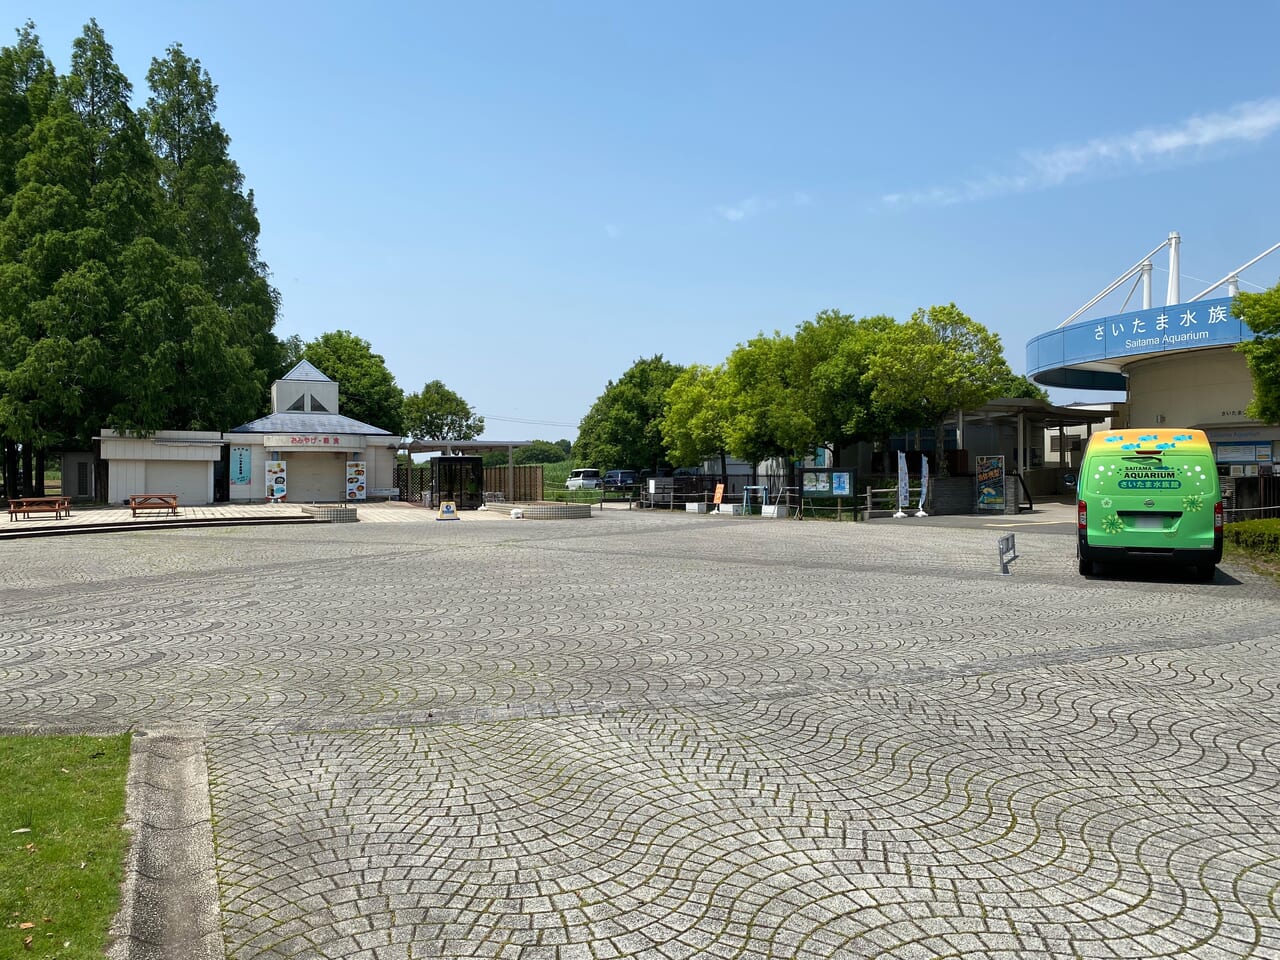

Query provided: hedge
[1223,519,1280,554]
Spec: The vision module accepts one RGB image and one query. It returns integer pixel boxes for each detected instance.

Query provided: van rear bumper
[1079,533,1223,566]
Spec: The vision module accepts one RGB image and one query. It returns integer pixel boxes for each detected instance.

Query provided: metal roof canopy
[963,397,1113,430]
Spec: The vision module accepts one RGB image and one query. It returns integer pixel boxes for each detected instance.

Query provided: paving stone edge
[108,728,225,960]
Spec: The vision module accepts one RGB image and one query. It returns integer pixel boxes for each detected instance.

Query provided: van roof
[1085,428,1211,455]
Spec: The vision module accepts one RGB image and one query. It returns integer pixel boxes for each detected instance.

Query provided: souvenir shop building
[97,361,398,505]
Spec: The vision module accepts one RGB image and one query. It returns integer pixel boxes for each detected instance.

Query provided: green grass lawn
[1,734,131,960]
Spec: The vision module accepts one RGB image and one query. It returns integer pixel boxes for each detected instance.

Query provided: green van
[1076,427,1223,580]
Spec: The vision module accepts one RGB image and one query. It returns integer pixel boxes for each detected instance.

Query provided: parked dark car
[603,469,639,489]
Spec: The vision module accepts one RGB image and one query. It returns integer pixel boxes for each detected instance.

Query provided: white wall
[145,461,213,504]
[1126,349,1253,428]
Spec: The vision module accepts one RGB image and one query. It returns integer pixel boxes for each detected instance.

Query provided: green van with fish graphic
[1076,428,1222,580]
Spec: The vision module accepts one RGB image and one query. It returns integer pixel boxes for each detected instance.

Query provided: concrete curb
[108,728,224,960]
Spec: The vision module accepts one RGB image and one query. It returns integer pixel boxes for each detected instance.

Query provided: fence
[1223,475,1280,522]
[394,463,544,505]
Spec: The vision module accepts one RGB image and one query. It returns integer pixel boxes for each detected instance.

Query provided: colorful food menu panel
[346,461,366,500]
[266,460,287,502]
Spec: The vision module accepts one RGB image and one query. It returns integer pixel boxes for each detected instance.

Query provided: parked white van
[565,469,601,490]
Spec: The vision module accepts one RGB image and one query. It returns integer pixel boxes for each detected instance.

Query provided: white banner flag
[897,451,909,508]
[919,455,929,511]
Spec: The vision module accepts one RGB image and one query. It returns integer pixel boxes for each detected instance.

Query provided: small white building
[99,361,399,505]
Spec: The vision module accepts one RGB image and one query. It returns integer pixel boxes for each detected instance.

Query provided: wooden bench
[129,493,179,517]
[8,496,71,521]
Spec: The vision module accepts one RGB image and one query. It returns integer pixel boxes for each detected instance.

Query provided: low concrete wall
[510,502,592,520]
[299,505,358,522]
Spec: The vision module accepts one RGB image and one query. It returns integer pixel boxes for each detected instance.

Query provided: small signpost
[998,533,1018,575]
[437,500,458,521]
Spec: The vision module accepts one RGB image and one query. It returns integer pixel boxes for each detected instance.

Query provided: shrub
[1223,519,1280,554]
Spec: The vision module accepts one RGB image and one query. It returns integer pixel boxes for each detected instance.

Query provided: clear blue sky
[12,2,1280,439]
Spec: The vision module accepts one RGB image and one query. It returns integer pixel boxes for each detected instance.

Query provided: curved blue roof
[1027,297,1248,390]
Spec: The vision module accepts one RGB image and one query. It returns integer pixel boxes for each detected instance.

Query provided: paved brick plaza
[3,509,1279,959]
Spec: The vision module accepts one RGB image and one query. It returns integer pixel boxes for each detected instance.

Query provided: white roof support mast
[1059,232,1280,327]
[1057,232,1180,328]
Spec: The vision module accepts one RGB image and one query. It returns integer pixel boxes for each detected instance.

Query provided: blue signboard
[1027,297,1243,389]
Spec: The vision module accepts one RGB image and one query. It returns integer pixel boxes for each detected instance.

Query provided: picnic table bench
[129,493,179,517]
[8,495,71,521]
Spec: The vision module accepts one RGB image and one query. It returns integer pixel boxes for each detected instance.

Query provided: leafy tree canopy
[723,333,816,464]
[302,330,403,434]
[994,372,1050,401]
[661,363,730,472]
[403,379,484,441]
[481,439,568,467]
[1235,280,1280,423]
[575,355,683,470]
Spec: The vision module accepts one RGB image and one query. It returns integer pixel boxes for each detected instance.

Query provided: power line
[480,414,579,428]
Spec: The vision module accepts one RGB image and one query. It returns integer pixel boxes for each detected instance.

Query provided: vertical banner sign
[976,455,1005,511]
[230,446,251,485]
[897,451,910,508]
[919,456,929,512]
[266,460,287,502]
[345,460,366,501]
[713,483,725,505]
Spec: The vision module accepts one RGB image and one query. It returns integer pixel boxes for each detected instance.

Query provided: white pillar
[1166,231,1181,305]
[1141,261,1153,309]
[1228,274,1240,297]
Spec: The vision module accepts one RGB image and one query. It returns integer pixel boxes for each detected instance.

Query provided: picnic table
[7,496,71,521]
[129,493,179,517]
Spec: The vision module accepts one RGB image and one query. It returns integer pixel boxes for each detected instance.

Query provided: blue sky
[12,2,1280,439]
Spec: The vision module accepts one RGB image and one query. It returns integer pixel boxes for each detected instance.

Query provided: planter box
[686,502,708,514]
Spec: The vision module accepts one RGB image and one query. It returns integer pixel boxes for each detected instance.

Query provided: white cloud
[884,96,1280,206]
[715,196,761,221]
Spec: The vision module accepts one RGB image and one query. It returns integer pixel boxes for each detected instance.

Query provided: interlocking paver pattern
[3,509,1279,958]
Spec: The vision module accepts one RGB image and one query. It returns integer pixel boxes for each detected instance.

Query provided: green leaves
[302,330,403,433]
[0,18,283,464]
[403,380,484,442]
[1235,281,1280,423]
[576,355,682,470]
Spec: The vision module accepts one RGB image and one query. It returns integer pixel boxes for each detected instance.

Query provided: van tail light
[1214,501,1224,531]
[1078,500,1087,530]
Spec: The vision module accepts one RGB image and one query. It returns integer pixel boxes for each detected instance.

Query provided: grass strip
[1,734,131,960]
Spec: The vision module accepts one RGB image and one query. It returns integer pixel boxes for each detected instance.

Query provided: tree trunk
[1,441,14,499]
[21,443,33,497]
[935,420,949,477]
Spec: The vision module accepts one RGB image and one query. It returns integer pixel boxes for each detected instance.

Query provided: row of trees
[0,20,279,494]
[575,304,1046,477]
[0,21,484,497]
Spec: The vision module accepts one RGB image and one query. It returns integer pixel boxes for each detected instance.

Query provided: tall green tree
[303,330,403,432]
[723,333,815,465]
[661,363,732,479]
[794,309,897,463]
[1235,280,1280,423]
[403,379,484,441]
[142,42,280,402]
[865,303,1012,472]
[575,355,683,470]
